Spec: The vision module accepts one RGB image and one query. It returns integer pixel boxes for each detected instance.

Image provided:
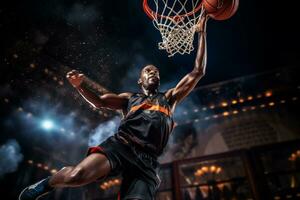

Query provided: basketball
[203,0,239,20]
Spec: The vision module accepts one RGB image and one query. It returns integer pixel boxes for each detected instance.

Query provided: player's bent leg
[19,153,111,200]
[50,153,111,187]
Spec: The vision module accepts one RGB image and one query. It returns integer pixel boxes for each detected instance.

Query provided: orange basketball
[203,0,239,20]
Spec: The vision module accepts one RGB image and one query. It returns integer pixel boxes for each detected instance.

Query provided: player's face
[139,65,160,90]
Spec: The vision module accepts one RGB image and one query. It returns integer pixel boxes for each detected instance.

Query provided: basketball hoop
[143,0,204,57]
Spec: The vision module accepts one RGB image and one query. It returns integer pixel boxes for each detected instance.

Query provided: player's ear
[138,78,142,85]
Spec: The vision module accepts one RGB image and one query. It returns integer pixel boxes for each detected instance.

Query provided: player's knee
[64,167,85,185]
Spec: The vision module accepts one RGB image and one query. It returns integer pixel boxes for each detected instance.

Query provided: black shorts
[87,135,161,200]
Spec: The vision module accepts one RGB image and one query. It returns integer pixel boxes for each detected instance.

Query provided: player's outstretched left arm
[166,14,209,111]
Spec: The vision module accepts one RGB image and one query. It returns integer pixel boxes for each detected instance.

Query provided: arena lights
[239,98,244,103]
[213,114,219,119]
[209,105,215,109]
[29,63,36,69]
[100,179,121,190]
[269,102,275,106]
[194,165,222,177]
[210,93,289,124]
[288,150,300,161]
[247,96,253,100]
[231,100,237,104]
[42,67,65,87]
[265,90,272,97]
[221,102,228,107]
[280,100,286,104]
[178,99,284,126]
[288,151,300,189]
[41,119,54,130]
[27,160,58,174]
[222,112,229,117]
[16,107,34,119]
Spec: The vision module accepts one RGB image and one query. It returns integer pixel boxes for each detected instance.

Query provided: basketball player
[19,13,209,200]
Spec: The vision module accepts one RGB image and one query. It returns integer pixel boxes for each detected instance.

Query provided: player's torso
[117,92,174,156]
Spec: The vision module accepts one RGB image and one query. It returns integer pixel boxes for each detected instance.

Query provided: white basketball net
[149,0,204,57]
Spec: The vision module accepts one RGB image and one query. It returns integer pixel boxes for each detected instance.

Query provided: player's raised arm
[66,70,131,110]
[166,14,208,108]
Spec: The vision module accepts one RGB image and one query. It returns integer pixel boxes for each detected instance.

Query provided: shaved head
[140,65,159,77]
[138,65,160,91]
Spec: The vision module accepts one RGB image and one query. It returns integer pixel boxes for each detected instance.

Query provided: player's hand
[66,70,85,88]
[195,11,209,33]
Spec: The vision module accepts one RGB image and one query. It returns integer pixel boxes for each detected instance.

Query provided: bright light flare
[41,120,54,130]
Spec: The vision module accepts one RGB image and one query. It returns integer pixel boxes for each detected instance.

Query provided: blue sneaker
[19,177,53,200]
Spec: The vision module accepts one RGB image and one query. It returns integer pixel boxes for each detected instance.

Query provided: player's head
[138,65,160,91]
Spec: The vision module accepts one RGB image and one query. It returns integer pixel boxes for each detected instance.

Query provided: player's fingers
[66,74,75,79]
[68,71,80,77]
[66,71,74,77]
[68,70,78,76]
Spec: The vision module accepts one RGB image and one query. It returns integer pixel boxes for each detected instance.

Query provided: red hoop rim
[143,0,203,20]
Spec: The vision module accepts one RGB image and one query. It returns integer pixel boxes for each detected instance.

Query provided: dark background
[1,0,299,88]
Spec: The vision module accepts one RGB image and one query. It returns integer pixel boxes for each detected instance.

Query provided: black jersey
[117,92,174,156]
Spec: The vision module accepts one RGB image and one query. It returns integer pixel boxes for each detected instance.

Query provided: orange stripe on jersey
[129,102,171,116]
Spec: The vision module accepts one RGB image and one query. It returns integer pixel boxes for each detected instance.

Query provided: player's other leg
[19,153,111,200]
